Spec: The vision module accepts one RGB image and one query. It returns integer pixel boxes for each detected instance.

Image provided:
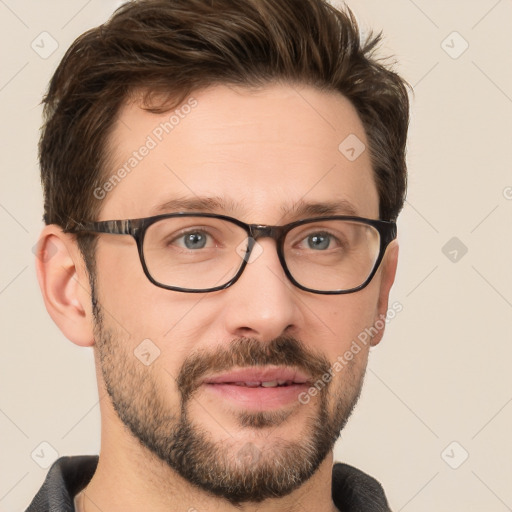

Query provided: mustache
[176,336,331,400]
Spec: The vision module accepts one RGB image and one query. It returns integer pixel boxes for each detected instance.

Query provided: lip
[202,366,312,410]
[203,366,310,385]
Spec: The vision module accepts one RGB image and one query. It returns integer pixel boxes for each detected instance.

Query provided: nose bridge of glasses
[248,224,284,242]
[242,224,288,279]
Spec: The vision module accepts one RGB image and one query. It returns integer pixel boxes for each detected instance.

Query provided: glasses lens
[143,216,248,290]
[284,219,381,292]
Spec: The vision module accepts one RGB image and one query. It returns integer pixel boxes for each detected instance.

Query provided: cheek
[94,240,147,315]
[94,241,190,337]
[93,243,222,378]
[307,288,380,359]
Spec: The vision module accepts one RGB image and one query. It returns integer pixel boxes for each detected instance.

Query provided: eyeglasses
[68,213,396,294]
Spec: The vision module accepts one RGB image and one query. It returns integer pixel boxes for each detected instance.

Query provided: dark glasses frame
[67,213,397,294]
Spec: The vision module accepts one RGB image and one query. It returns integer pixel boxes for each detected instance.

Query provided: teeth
[232,380,295,387]
[245,381,260,387]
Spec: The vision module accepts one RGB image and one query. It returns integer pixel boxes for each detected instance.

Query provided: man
[28,0,409,510]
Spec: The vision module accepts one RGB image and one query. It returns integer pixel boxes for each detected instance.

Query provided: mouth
[201,367,312,410]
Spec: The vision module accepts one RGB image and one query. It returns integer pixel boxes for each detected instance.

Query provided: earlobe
[370,240,399,347]
[35,225,95,347]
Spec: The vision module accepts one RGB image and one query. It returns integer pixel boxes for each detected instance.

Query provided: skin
[36,83,398,512]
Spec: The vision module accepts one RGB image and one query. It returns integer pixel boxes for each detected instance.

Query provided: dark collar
[26,456,390,511]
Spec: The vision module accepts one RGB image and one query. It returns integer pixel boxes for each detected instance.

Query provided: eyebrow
[284,198,358,218]
[151,196,359,219]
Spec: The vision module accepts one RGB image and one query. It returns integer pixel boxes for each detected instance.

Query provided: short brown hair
[40,0,409,236]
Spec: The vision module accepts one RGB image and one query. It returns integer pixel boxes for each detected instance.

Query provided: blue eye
[306,233,332,250]
[182,232,208,249]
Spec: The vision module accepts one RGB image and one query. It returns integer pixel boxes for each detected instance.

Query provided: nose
[221,238,304,341]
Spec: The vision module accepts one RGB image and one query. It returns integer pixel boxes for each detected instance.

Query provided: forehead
[101,83,378,221]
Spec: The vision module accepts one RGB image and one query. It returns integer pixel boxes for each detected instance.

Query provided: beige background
[1,1,511,511]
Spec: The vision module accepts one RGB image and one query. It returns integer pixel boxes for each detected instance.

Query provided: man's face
[90,84,393,502]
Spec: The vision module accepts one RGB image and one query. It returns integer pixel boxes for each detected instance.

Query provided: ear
[370,240,399,347]
[35,225,95,347]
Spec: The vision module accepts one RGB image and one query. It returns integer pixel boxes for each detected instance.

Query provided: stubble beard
[92,294,366,504]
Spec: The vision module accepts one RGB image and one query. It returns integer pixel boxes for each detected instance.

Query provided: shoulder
[25,455,98,512]
[332,462,391,512]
